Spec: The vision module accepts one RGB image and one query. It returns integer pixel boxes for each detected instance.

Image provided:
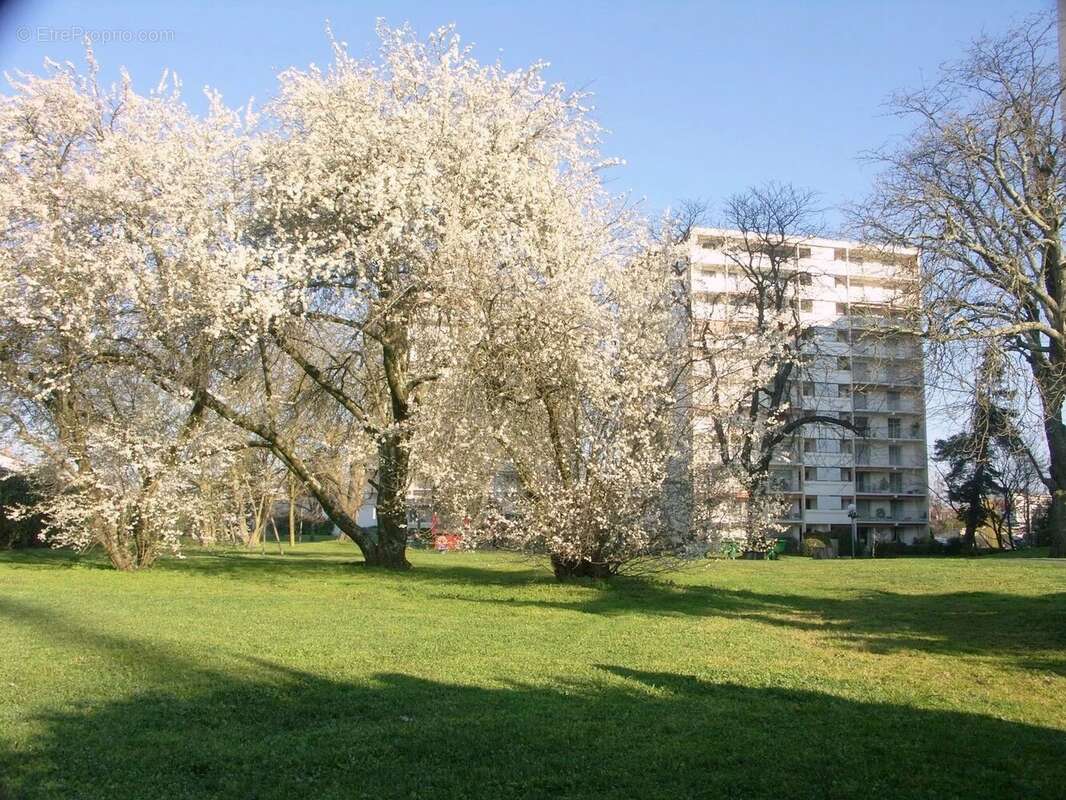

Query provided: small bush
[802,538,828,558]
[0,472,46,549]
[718,539,742,560]
[1030,504,1052,547]
[871,536,963,558]
[942,536,962,555]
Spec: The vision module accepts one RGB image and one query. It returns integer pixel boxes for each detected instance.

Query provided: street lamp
[847,502,858,558]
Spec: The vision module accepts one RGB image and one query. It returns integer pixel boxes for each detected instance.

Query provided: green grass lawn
[0,543,1064,799]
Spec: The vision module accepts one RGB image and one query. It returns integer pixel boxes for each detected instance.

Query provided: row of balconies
[777,509,930,524]
[768,475,927,495]
[851,424,925,441]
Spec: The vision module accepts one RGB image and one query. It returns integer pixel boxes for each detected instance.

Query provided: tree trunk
[288,475,297,549]
[962,472,982,554]
[359,318,413,570]
[364,430,411,569]
[1048,489,1066,557]
[550,554,613,580]
[1040,390,1066,557]
[186,373,413,569]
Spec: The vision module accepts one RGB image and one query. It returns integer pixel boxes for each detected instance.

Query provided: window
[836,356,850,370]
[798,272,812,286]
[854,388,868,409]
[840,468,852,481]
[840,496,853,510]
[836,302,849,314]
[840,439,853,453]
[798,246,812,259]
[834,276,847,287]
[888,418,902,439]
[800,299,813,311]
[838,384,851,398]
[886,390,900,410]
[889,445,902,466]
[804,438,817,453]
[804,467,818,481]
[854,416,868,435]
[802,381,815,397]
[833,247,847,261]
[700,268,718,279]
[836,329,849,343]
[805,496,818,510]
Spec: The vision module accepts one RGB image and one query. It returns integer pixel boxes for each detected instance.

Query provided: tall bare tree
[685,183,857,548]
[857,16,1066,556]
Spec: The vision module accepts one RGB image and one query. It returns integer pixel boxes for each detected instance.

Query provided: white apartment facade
[687,230,930,549]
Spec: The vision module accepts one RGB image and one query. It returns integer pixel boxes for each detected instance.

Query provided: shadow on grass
[2,668,1064,798]
[433,578,1066,674]
[4,547,1064,674]
[147,546,553,587]
[1,597,1065,800]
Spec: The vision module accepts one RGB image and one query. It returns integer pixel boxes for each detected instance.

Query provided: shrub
[0,471,45,549]
[870,536,964,558]
[802,537,829,558]
[718,538,742,560]
[1031,504,1051,547]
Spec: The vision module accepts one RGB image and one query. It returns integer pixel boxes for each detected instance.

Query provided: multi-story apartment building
[687,230,930,550]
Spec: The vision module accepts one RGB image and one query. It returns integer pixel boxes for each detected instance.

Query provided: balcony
[855,481,927,496]
[854,455,926,469]
[852,369,923,387]
[852,425,925,441]
[856,511,929,523]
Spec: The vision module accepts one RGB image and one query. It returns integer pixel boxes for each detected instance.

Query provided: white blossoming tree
[0,52,255,569]
[416,218,695,578]
[1,26,696,571]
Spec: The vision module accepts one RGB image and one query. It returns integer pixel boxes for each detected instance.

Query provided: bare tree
[684,183,858,549]
[857,15,1066,556]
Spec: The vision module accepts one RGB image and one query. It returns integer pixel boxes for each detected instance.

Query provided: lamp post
[847,502,858,558]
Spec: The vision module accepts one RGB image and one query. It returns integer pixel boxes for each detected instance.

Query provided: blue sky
[0,0,1048,228]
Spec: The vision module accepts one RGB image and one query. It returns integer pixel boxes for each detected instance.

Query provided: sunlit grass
[1,542,1063,799]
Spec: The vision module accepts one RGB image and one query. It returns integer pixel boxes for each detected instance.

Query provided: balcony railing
[852,426,924,440]
[856,510,929,522]
[855,483,927,495]
[855,456,926,468]
[853,370,922,386]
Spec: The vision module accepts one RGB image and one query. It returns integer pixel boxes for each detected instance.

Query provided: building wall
[688,230,930,545]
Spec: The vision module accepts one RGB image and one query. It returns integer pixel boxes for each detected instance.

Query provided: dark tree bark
[550,554,614,580]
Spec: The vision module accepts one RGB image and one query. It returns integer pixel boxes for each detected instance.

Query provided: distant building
[686,231,930,546]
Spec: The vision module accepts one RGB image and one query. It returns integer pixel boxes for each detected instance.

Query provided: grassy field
[0,543,1063,800]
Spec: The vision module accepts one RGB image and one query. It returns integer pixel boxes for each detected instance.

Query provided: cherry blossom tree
[0,52,254,569]
[1,26,684,571]
[416,219,696,578]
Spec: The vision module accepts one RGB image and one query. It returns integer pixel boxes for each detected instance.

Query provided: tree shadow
[1,657,1062,798]
[3,596,1065,799]
[150,547,554,588]
[5,548,1064,675]
[432,579,1066,674]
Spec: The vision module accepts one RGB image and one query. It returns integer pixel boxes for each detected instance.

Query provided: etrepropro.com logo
[16,26,176,44]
